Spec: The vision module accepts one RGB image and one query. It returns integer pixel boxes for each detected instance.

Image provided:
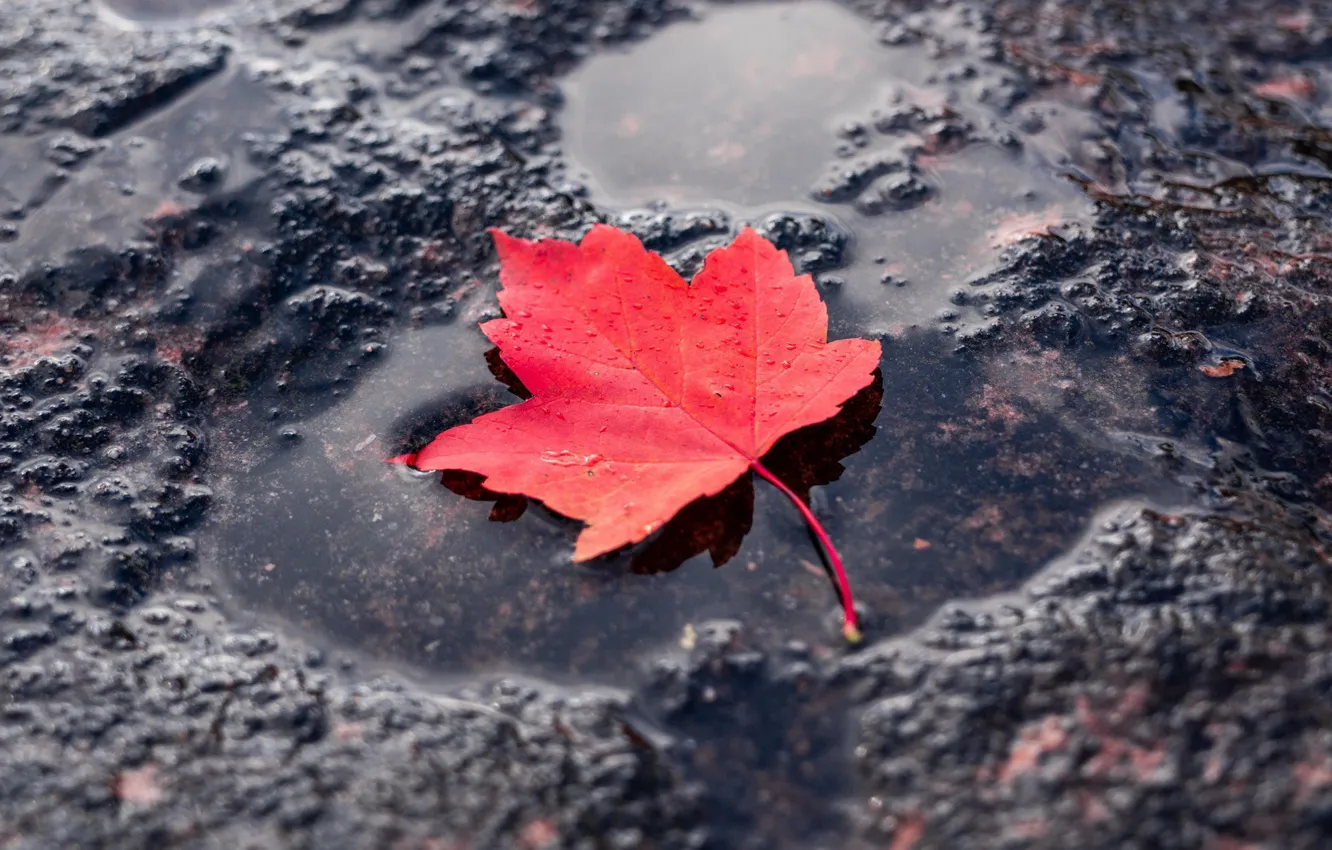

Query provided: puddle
[0,0,1167,695]
[97,0,238,28]
[0,68,278,267]
[833,144,1090,336]
[560,0,1093,327]
[204,315,1189,678]
[181,0,1186,682]
[562,1,926,207]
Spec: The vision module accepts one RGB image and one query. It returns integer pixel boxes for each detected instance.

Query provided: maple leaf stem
[750,460,862,644]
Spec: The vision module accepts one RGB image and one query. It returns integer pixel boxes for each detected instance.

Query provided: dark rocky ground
[3,0,1332,848]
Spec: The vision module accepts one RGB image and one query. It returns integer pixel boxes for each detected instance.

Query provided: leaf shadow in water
[629,370,884,574]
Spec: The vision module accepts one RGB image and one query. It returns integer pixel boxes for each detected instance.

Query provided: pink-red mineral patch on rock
[114,765,164,805]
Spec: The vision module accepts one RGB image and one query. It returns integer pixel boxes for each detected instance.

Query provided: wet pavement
[3,0,1332,848]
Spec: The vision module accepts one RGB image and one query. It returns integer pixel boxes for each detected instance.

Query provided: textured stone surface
[2,0,1331,848]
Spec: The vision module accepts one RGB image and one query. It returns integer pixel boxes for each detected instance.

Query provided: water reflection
[1,71,276,265]
[205,319,1183,677]
[560,0,1092,325]
[97,0,237,26]
[196,0,1177,679]
[562,1,925,207]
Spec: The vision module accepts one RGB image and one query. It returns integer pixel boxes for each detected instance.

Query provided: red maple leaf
[392,225,881,640]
